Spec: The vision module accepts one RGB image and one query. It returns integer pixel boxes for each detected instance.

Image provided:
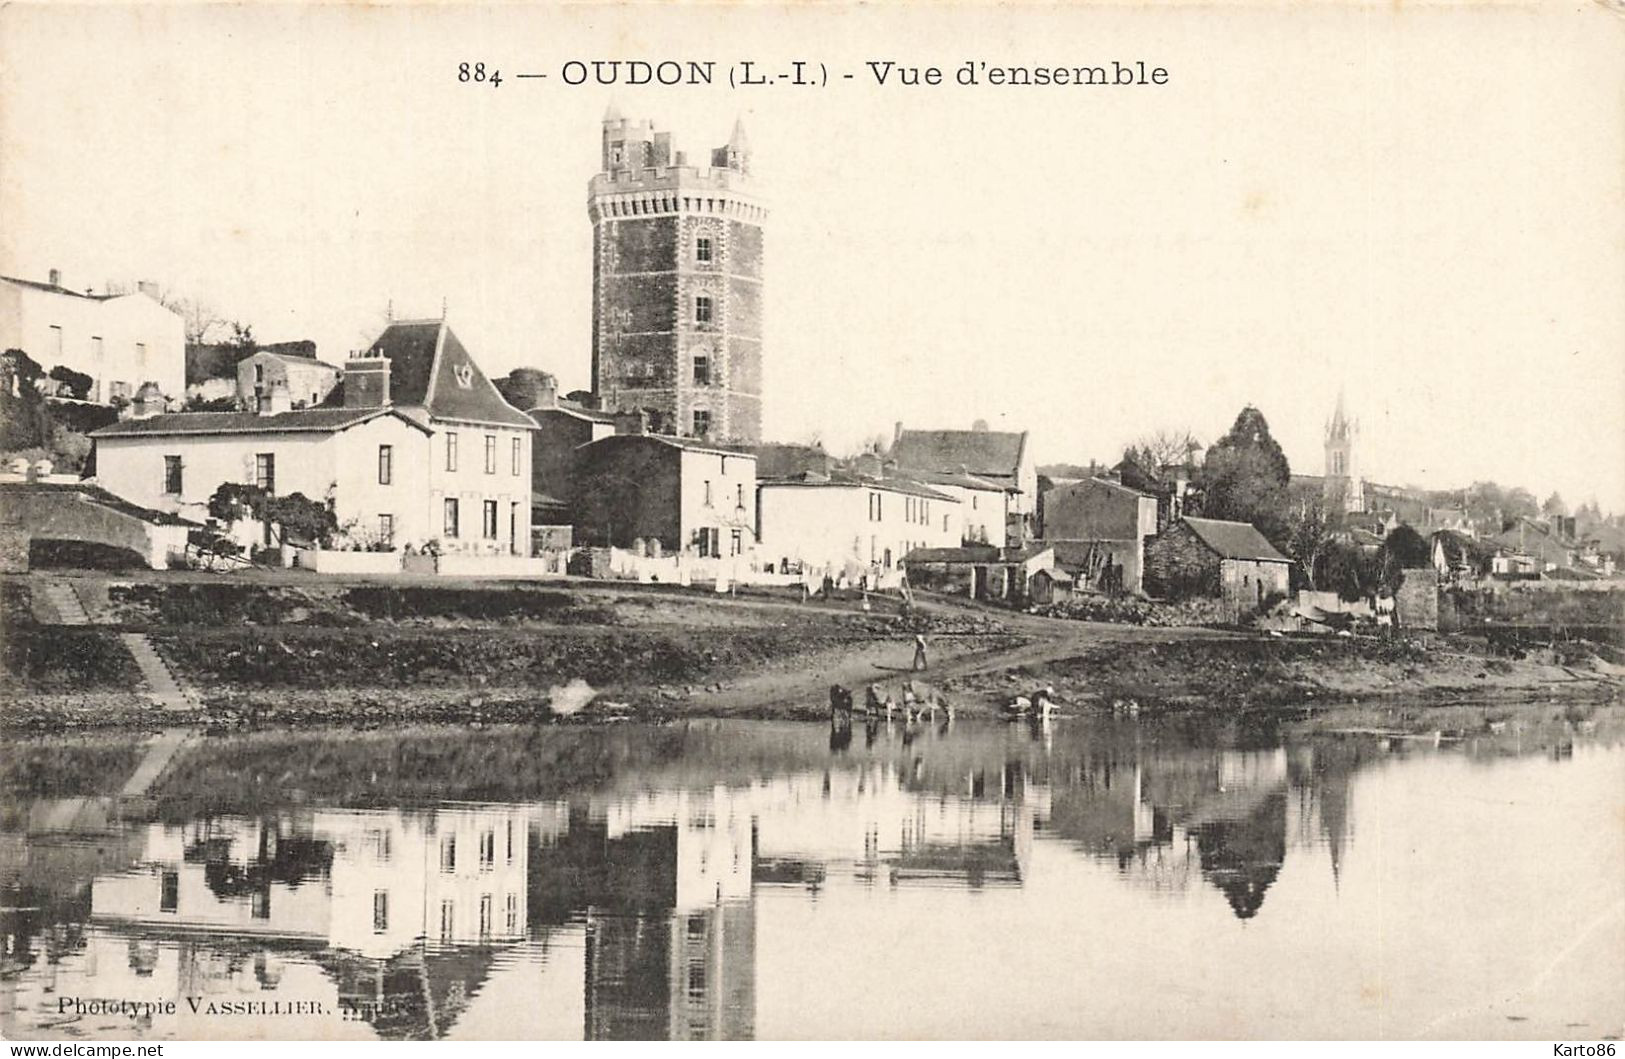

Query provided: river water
[3,712,1621,1040]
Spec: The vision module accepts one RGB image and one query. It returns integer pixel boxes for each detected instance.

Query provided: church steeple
[1323,389,1363,516]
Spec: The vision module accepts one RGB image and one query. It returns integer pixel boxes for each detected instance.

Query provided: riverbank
[1,573,1619,730]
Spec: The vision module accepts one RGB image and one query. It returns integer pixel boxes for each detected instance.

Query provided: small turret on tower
[712,116,751,174]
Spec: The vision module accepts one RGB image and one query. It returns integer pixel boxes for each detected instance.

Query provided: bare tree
[1125,428,1203,473]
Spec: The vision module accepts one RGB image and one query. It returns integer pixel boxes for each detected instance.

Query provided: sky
[3,3,1622,510]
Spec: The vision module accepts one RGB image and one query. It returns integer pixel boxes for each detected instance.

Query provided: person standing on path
[912,633,928,672]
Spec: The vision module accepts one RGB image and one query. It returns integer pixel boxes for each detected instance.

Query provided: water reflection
[2,711,1621,1040]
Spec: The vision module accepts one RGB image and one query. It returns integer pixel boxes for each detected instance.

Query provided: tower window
[163,456,183,495]
[693,409,711,437]
[693,356,710,385]
[696,236,713,264]
[694,295,713,325]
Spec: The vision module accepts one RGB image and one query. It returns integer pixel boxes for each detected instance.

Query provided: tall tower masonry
[1323,390,1364,516]
[588,107,765,444]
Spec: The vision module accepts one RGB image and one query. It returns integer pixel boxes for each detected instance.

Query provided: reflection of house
[533,790,758,1041]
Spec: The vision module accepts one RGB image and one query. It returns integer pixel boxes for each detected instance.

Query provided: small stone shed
[1145,516,1292,617]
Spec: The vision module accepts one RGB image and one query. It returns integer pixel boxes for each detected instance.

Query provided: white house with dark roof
[90,317,537,556]
[891,420,1036,521]
[336,319,537,555]
[91,403,433,545]
[757,471,961,585]
[1,271,183,403]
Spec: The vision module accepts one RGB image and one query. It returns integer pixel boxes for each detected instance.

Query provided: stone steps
[119,632,200,711]
[38,579,90,625]
[119,728,198,798]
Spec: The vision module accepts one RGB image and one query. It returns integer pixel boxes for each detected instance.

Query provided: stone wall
[1144,523,1219,600]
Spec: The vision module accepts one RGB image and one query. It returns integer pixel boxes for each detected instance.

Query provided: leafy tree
[0,349,50,451]
[264,492,337,547]
[47,365,93,400]
[1377,524,1431,592]
[205,483,336,548]
[1199,405,1293,545]
[1542,491,1567,518]
[1311,538,1375,602]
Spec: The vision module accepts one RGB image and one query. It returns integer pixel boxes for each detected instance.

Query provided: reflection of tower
[588,108,766,443]
[666,902,756,1041]
[1323,390,1363,516]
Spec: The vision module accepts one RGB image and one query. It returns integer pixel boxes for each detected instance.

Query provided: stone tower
[1323,390,1364,516]
[588,108,765,444]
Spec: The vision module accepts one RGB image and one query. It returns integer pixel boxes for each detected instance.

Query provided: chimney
[48,268,61,288]
[343,352,391,408]
[132,382,167,419]
[259,379,292,416]
[613,409,649,435]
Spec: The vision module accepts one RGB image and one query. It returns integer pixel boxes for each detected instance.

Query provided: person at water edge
[912,633,928,671]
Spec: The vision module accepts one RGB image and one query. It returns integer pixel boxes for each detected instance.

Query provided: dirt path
[684,602,1247,716]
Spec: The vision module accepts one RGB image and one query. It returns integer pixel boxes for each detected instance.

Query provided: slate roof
[578,433,756,460]
[1,274,116,301]
[332,320,535,429]
[1181,517,1291,563]
[904,544,1003,564]
[892,428,1028,480]
[894,467,1011,493]
[90,407,428,438]
[759,470,954,502]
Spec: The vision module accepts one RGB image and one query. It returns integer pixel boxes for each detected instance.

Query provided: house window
[373,891,389,933]
[869,492,882,522]
[439,834,457,872]
[478,894,493,938]
[250,889,270,919]
[378,444,392,484]
[694,295,712,325]
[511,437,522,475]
[254,363,265,383]
[446,432,459,471]
[506,820,514,864]
[135,342,146,365]
[49,325,63,358]
[697,527,720,558]
[693,409,711,436]
[735,483,743,509]
[505,893,519,935]
[696,236,713,264]
[479,829,495,870]
[163,455,183,495]
[484,435,496,474]
[378,514,394,544]
[444,498,460,538]
[255,453,276,494]
[160,871,178,913]
[439,900,455,940]
[482,500,498,540]
[693,356,710,385]
[730,529,742,556]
